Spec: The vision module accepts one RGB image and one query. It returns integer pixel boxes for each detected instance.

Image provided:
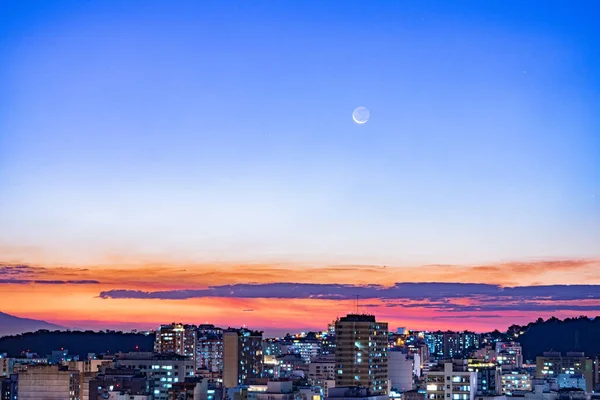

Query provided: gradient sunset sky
[0,0,599,336]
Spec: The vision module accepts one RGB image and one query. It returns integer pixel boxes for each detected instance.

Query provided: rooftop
[224,328,263,336]
[339,314,376,323]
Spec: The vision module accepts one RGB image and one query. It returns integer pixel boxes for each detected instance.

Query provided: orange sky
[1,257,600,335]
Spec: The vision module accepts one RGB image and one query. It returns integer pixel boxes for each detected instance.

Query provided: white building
[388,351,413,392]
[413,354,422,378]
[309,355,336,385]
[501,370,531,395]
[425,362,478,400]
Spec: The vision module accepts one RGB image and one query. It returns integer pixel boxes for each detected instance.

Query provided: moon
[352,106,370,124]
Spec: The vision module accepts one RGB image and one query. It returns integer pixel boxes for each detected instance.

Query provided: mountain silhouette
[0,311,65,337]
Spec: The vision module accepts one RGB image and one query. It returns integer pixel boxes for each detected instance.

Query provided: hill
[513,316,600,360]
[0,312,65,337]
[0,330,155,358]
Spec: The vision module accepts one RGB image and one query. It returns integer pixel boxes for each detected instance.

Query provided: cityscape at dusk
[0,0,599,398]
[1,0,599,336]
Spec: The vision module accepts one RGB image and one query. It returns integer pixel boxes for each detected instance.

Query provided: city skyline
[1,0,599,336]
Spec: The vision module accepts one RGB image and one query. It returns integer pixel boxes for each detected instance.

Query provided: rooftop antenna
[356,295,360,314]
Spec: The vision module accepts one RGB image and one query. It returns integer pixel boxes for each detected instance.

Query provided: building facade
[154,323,197,365]
[425,361,478,400]
[495,343,523,370]
[501,370,531,395]
[196,333,223,374]
[388,351,413,393]
[335,314,388,395]
[115,352,195,400]
[557,374,586,391]
[309,355,336,386]
[536,352,593,392]
[223,328,263,388]
[290,338,321,364]
[17,365,80,400]
[89,367,150,400]
[425,332,481,360]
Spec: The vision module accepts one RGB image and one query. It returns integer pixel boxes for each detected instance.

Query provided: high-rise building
[198,324,223,337]
[324,321,337,355]
[335,314,388,395]
[195,325,223,375]
[425,332,481,360]
[196,333,223,374]
[154,323,197,364]
[223,328,263,388]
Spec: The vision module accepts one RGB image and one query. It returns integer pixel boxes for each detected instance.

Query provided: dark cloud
[437,315,504,319]
[99,283,384,301]
[98,282,600,313]
[0,279,100,285]
[0,263,98,284]
[0,264,38,276]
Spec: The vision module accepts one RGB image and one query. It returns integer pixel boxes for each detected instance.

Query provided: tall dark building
[335,314,388,395]
[196,324,224,373]
[223,328,263,388]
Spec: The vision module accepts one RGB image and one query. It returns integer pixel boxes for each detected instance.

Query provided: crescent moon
[352,106,370,124]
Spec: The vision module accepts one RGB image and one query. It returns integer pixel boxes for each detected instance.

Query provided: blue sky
[0,0,598,265]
